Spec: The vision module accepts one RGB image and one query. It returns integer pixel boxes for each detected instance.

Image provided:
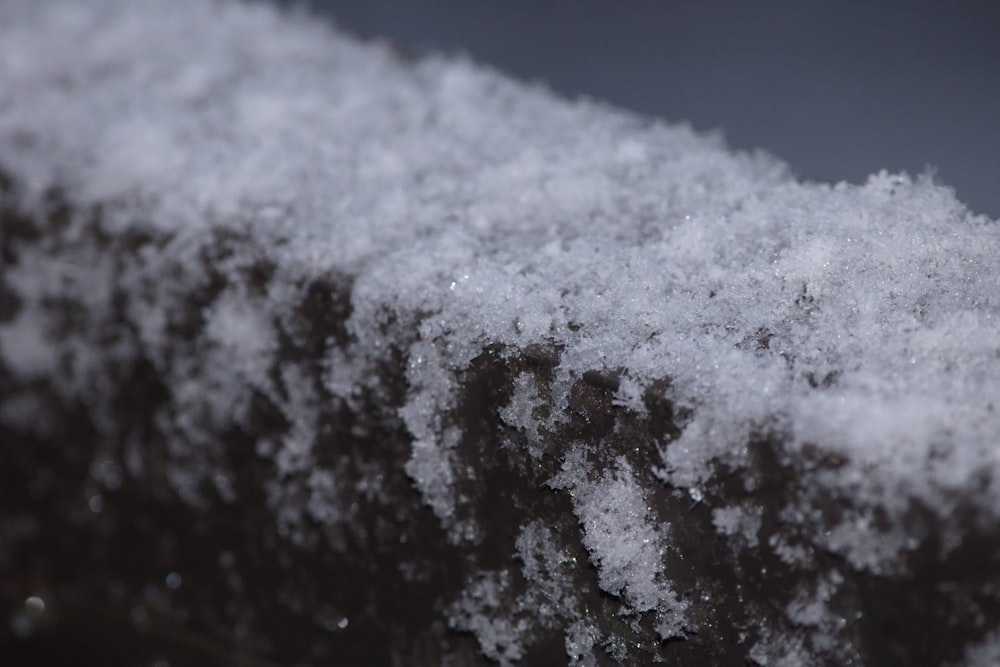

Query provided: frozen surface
[1,0,1000,664]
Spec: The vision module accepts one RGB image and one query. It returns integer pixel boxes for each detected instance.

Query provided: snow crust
[2,0,1000,663]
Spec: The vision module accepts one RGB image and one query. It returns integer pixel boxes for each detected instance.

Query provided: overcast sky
[281,0,1000,218]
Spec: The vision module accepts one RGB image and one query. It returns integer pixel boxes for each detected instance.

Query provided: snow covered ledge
[2,1,999,665]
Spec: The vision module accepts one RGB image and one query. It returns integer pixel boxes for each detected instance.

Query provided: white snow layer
[1,0,1000,659]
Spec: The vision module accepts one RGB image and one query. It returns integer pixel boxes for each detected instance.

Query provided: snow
[448,570,528,664]
[549,450,687,637]
[711,505,762,548]
[1,0,999,663]
[514,521,578,622]
[960,631,1000,667]
[563,621,598,667]
[499,373,548,459]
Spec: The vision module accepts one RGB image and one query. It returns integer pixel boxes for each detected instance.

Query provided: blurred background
[277,0,1000,218]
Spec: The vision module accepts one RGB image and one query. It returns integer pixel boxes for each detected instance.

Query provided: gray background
[280,1,1000,218]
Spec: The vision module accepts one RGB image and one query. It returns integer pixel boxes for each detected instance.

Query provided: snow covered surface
[2,0,1000,664]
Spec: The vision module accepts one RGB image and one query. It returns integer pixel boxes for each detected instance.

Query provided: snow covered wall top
[2,0,1000,610]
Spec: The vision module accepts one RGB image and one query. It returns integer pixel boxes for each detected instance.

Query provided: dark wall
[280,0,1000,218]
